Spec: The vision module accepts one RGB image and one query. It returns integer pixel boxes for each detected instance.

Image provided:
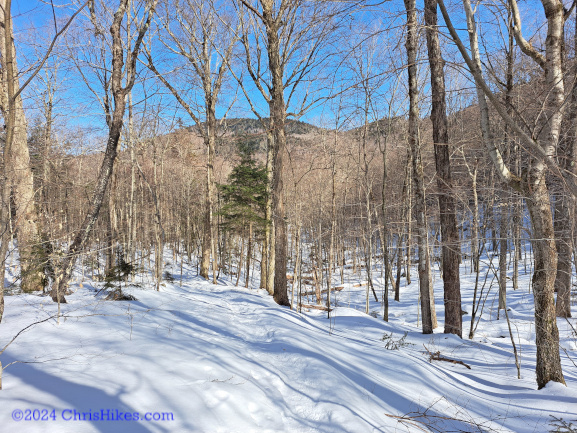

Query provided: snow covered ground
[0,253,576,433]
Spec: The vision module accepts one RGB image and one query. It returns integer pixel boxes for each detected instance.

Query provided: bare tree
[0,1,87,323]
[147,0,237,285]
[52,0,157,303]
[439,0,566,388]
[404,0,433,334]
[234,0,342,306]
[553,11,577,318]
[423,0,462,337]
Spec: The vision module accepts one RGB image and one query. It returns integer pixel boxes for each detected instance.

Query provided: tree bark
[553,8,577,318]
[405,0,433,334]
[526,178,565,388]
[264,130,275,294]
[245,222,252,288]
[424,0,462,337]
[261,1,290,307]
[0,0,46,293]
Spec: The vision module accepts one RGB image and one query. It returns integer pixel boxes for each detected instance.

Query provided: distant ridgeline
[184,117,321,136]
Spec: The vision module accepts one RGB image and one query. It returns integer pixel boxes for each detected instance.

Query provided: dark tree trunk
[263,4,289,307]
[424,0,462,337]
[526,179,565,388]
[405,0,433,334]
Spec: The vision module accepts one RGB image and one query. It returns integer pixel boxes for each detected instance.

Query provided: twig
[298,303,333,312]
[424,345,472,369]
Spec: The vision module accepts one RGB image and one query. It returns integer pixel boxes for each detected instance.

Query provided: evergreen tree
[218,139,267,238]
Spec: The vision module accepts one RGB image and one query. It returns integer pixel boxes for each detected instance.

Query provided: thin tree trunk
[405,0,433,334]
[328,158,336,317]
[236,236,244,286]
[201,132,215,282]
[127,92,137,280]
[471,166,480,274]
[293,223,302,310]
[380,126,391,320]
[396,161,410,301]
[498,199,508,316]
[245,222,252,288]
[264,131,275,294]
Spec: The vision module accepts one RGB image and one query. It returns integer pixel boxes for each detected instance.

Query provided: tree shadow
[1,352,172,433]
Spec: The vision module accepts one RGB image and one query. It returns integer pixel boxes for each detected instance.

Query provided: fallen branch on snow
[301,286,344,296]
[424,345,471,369]
[297,303,333,312]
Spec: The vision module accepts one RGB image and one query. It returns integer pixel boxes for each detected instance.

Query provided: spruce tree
[219,139,267,238]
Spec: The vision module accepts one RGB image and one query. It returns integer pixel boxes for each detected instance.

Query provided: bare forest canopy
[1,0,576,393]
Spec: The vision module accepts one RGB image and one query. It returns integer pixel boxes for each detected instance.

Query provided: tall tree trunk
[127,92,137,279]
[471,165,480,274]
[396,158,410,302]
[553,10,577,318]
[405,0,433,334]
[264,4,289,307]
[381,145,390,320]
[52,0,156,301]
[328,156,336,317]
[200,133,215,281]
[424,0,462,337]
[528,0,565,388]
[440,0,566,388]
[292,224,301,309]
[264,130,275,294]
[498,200,508,315]
[0,0,46,293]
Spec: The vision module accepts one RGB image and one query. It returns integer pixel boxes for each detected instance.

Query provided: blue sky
[8,0,559,148]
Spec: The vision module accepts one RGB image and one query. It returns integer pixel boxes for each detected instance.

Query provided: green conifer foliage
[218,139,267,237]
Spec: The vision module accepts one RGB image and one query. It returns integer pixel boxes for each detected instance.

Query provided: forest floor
[0,251,576,432]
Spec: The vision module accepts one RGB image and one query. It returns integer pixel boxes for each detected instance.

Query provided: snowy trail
[0,268,576,433]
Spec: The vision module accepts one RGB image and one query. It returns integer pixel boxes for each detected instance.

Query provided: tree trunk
[424,0,462,337]
[405,0,433,334]
[526,179,565,388]
[553,12,577,318]
[264,6,290,307]
[440,0,566,388]
[396,160,410,302]
[381,149,390,320]
[127,92,137,279]
[0,0,46,293]
[245,222,252,288]
[264,130,275,294]
[200,133,215,281]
